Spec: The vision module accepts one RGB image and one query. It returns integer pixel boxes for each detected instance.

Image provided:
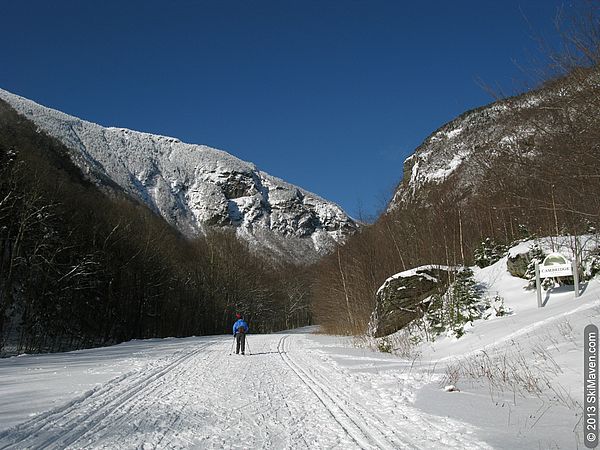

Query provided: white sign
[539,263,573,278]
[535,251,579,307]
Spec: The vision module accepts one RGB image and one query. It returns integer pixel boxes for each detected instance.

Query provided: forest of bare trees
[0,100,311,355]
[312,3,600,335]
[1,3,598,354]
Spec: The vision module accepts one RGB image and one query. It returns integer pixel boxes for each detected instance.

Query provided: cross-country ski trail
[0,331,490,449]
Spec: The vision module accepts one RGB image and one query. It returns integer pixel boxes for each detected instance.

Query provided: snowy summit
[0,88,358,262]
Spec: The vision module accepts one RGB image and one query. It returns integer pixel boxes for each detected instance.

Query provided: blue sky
[1,0,568,219]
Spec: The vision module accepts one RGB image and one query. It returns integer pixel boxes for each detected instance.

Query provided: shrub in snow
[524,242,546,289]
[377,337,393,353]
[483,294,512,319]
[474,238,507,268]
[449,268,482,335]
[424,267,483,339]
[583,249,600,280]
[356,327,422,357]
[517,223,533,239]
[424,293,446,338]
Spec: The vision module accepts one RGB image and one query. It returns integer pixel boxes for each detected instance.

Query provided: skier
[233,313,249,355]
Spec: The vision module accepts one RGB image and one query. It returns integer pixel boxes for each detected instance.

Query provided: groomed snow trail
[0,333,490,449]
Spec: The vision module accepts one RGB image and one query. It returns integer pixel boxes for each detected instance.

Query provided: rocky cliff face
[389,98,536,209]
[0,88,357,262]
[388,69,600,210]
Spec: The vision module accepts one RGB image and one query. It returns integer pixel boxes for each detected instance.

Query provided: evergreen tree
[524,242,546,289]
[448,267,481,337]
[474,238,507,268]
[424,267,482,339]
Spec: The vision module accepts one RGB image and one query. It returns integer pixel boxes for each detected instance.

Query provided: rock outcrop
[369,265,454,338]
[507,250,531,278]
[387,70,600,212]
[0,88,358,262]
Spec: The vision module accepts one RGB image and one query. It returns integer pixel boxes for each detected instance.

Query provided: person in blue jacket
[233,313,249,355]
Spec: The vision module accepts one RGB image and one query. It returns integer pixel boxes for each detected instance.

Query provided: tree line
[0,100,311,355]
[312,5,600,335]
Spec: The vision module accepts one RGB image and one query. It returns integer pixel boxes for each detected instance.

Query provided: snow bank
[376,265,454,296]
[0,239,597,448]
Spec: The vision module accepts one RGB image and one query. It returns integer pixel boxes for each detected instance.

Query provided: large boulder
[369,265,454,338]
[507,253,530,278]
[506,246,533,278]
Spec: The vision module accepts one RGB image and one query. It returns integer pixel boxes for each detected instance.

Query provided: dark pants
[236,332,246,354]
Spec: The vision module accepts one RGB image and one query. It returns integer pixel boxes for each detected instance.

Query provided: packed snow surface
[0,241,596,449]
[0,330,489,449]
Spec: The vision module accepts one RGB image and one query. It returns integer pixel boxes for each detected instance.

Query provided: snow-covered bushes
[354,326,422,358]
[582,249,600,280]
[425,267,484,339]
[442,346,557,396]
[419,268,512,341]
[523,241,546,289]
[482,294,511,319]
[474,238,507,268]
[442,326,580,411]
[377,337,393,353]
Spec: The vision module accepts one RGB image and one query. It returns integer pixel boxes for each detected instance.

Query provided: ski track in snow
[0,334,490,449]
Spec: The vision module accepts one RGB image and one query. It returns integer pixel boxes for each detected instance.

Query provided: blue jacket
[233,319,249,335]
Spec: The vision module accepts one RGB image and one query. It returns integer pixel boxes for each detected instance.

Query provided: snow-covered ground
[0,238,597,449]
[0,330,489,449]
[415,276,597,449]
[369,237,599,449]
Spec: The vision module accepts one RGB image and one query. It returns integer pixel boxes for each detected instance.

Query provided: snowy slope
[0,88,357,262]
[388,71,599,209]
[364,236,600,448]
[0,234,597,449]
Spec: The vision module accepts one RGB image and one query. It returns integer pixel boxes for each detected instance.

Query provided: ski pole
[229,335,235,355]
[245,335,252,355]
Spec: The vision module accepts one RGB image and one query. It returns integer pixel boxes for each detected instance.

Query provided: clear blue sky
[1,0,568,219]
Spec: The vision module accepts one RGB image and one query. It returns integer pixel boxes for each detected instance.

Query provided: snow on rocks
[443,385,460,392]
[387,74,591,210]
[0,88,358,262]
[369,265,455,338]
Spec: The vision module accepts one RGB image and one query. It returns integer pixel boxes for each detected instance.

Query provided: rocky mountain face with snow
[314,66,600,335]
[0,88,357,262]
[388,68,600,210]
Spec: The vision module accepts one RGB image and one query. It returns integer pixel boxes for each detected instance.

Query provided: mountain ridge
[0,88,357,262]
[388,68,600,210]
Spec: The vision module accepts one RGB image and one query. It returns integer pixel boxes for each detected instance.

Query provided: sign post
[535,261,543,308]
[573,259,580,298]
[536,252,578,307]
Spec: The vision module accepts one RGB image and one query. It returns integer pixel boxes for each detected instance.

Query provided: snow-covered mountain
[388,69,600,209]
[0,88,357,262]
